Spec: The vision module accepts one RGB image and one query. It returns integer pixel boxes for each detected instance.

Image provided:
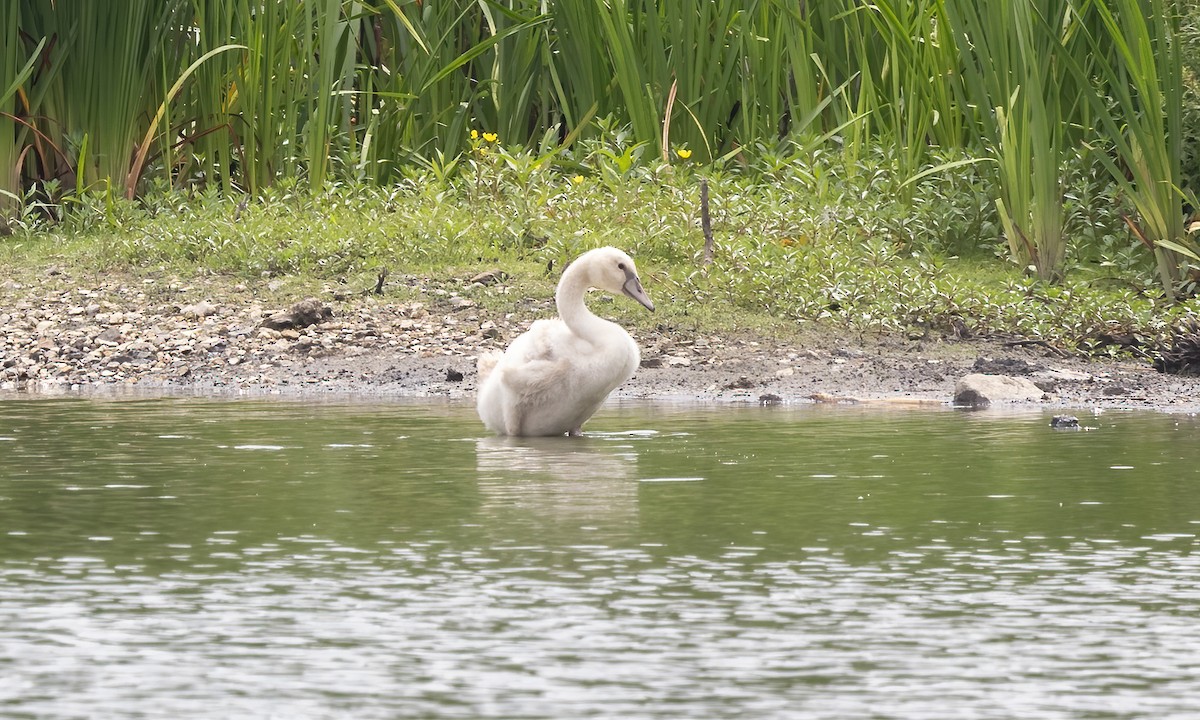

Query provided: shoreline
[3,269,1200,415]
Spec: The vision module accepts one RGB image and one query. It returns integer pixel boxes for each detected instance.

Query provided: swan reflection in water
[474,434,646,525]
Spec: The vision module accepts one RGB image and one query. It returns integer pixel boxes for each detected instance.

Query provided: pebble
[181,300,218,319]
[0,270,967,400]
[0,274,536,391]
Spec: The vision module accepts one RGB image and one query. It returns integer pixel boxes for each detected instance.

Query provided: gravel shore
[3,267,1199,414]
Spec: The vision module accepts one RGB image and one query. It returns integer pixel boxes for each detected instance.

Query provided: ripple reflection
[474,436,639,530]
[3,399,1200,719]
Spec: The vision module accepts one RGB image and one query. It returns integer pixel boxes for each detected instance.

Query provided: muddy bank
[2,269,1198,413]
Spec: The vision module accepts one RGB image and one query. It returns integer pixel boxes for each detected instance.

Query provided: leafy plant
[942,0,1084,281]
[1068,0,1197,298]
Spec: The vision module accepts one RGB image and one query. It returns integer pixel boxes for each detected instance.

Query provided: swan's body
[476,247,654,437]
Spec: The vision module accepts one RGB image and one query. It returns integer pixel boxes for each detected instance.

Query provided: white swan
[476,247,655,437]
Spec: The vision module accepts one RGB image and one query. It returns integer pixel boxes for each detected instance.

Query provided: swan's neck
[556,265,614,343]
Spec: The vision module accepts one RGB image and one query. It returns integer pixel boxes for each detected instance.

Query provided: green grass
[2,150,1193,358]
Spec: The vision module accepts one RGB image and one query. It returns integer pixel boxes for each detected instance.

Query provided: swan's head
[581,247,655,312]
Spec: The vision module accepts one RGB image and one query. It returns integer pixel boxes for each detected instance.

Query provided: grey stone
[181,301,218,319]
[954,373,1046,407]
[96,327,123,345]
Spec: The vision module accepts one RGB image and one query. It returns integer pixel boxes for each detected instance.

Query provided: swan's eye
[618,262,626,271]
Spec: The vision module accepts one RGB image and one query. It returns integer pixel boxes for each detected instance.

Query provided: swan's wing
[500,355,569,394]
[505,320,569,365]
[496,321,571,396]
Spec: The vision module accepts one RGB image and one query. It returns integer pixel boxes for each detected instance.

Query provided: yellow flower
[483,132,499,143]
[470,129,479,140]
[676,148,693,160]
[571,174,584,185]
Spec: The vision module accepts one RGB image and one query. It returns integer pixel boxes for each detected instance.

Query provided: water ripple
[2,399,1200,718]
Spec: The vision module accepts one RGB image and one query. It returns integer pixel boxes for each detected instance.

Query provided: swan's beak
[622,270,655,312]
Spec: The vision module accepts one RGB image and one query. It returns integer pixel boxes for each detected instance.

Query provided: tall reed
[1070,0,1196,297]
[2,0,1195,296]
[861,0,963,176]
[942,0,1061,280]
[27,1,190,197]
[1,1,28,218]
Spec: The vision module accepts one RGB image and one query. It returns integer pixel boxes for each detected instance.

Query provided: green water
[2,397,1199,719]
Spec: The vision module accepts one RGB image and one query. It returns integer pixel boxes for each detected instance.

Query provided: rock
[971,357,1043,375]
[666,355,692,367]
[724,376,757,390]
[181,300,218,319]
[640,356,664,368]
[95,327,123,345]
[261,298,332,330]
[445,368,464,382]
[954,373,1046,407]
[1050,415,1080,429]
[1033,379,1059,393]
[759,393,783,405]
[467,269,507,286]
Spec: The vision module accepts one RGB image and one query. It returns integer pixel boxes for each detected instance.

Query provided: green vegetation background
[2,1,1200,355]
